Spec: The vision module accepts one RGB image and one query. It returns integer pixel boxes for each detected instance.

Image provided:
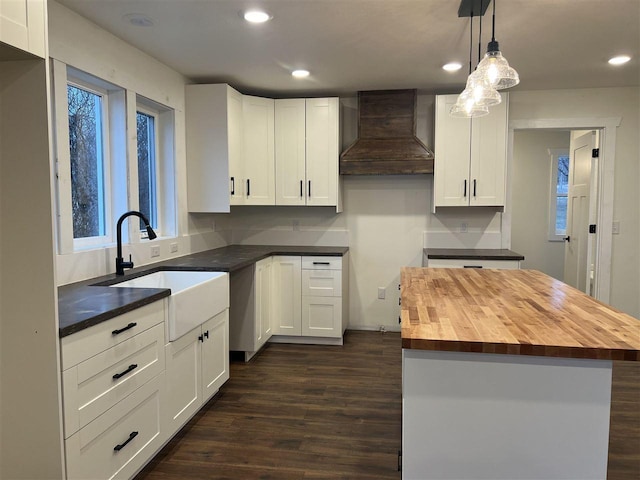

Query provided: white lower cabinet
[65,373,165,480]
[165,309,229,432]
[426,258,521,269]
[271,254,349,343]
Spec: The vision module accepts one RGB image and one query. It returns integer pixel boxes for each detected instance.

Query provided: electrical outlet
[378,287,386,300]
[460,222,468,233]
[612,221,620,235]
[293,219,300,231]
[170,242,179,253]
[150,245,160,258]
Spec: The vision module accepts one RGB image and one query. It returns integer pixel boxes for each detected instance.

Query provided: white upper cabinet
[186,84,244,212]
[275,97,341,208]
[0,0,45,58]
[243,95,275,205]
[433,94,508,209]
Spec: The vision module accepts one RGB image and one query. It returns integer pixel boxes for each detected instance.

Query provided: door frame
[504,117,621,304]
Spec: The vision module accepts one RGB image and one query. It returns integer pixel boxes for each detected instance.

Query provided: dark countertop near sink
[424,248,525,261]
[59,244,349,338]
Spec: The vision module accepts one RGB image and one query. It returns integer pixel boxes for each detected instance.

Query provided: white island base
[402,349,613,480]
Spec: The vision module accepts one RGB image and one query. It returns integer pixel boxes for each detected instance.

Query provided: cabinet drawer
[61,300,165,370]
[301,296,342,338]
[427,259,521,269]
[302,269,341,297]
[65,373,165,480]
[62,323,165,438]
[301,256,342,270]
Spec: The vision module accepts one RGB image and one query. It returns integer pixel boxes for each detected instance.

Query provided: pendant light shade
[468,69,501,106]
[450,87,490,117]
[476,40,519,90]
[476,0,519,90]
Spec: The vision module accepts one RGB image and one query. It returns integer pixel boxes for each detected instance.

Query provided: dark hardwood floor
[136,331,402,479]
[135,331,638,480]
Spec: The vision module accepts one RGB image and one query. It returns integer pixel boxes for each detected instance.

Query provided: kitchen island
[400,267,640,480]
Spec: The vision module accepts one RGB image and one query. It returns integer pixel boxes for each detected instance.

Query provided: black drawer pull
[113,364,138,380]
[230,177,235,195]
[308,180,311,197]
[473,179,477,197]
[247,179,250,196]
[312,262,330,265]
[114,431,138,451]
[112,322,137,335]
[463,265,483,268]
[300,180,303,197]
[204,330,209,339]
[463,179,467,197]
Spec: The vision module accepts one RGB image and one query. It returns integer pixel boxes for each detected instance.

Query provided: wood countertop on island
[400,267,640,361]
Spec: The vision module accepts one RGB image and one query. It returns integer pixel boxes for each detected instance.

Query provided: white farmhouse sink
[112,271,229,341]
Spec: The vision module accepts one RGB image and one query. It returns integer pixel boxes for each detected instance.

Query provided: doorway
[506,117,621,304]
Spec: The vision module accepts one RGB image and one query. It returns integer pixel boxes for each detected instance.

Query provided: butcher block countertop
[401,267,640,361]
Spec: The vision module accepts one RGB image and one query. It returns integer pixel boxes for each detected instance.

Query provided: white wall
[511,130,569,279]
[509,87,639,318]
[49,1,228,285]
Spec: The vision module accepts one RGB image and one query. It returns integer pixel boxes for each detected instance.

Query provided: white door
[564,131,597,292]
[254,258,273,350]
[201,310,229,400]
[243,95,275,204]
[228,88,245,205]
[306,98,339,206]
[275,99,306,205]
[271,256,302,335]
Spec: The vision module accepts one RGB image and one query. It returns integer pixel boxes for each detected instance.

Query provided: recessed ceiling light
[292,69,310,78]
[123,13,154,27]
[608,55,631,66]
[443,62,463,72]
[243,10,272,23]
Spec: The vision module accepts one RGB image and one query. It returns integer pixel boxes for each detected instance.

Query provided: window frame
[548,148,570,242]
[135,104,160,237]
[66,76,114,250]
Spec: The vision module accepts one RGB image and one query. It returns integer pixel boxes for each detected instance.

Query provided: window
[52,62,176,255]
[136,108,158,233]
[549,149,570,241]
[67,81,111,247]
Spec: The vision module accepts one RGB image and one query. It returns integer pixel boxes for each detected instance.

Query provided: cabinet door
[243,95,275,205]
[186,84,243,212]
[254,258,273,350]
[228,87,245,205]
[306,98,339,206]
[433,95,472,207]
[275,99,306,205]
[271,256,302,336]
[470,94,508,206]
[201,310,230,400]
[0,0,45,58]
[301,296,342,338]
[164,328,201,432]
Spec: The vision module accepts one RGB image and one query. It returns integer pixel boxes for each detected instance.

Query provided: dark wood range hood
[339,89,434,175]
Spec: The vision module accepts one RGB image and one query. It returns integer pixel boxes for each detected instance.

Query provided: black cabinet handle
[204,330,209,339]
[247,179,250,196]
[230,177,235,195]
[113,364,138,380]
[463,265,483,269]
[198,334,204,342]
[463,179,467,197]
[313,261,330,265]
[114,431,138,452]
[563,236,571,243]
[112,322,137,335]
[473,179,477,197]
[300,180,303,197]
[308,180,311,197]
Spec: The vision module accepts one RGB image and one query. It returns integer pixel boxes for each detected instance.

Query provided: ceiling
[55,0,639,97]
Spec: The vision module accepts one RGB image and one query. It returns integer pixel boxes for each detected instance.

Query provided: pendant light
[467,11,501,108]
[476,0,519,90]
[450,11,489,117]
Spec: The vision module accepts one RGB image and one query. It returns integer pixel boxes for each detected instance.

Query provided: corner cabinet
[0,0,45,58]
[275,98,341,209]
[433,93,508,209]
